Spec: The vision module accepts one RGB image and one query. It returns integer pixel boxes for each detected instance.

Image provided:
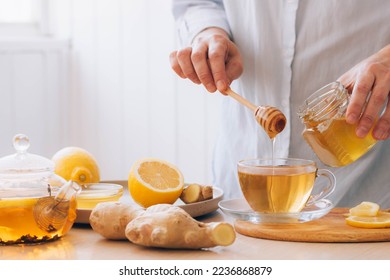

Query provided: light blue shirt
[173,0,390,207]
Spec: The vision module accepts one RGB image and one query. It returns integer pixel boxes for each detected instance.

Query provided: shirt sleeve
[172,0,232,46]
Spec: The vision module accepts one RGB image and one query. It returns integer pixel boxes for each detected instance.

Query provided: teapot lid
[0,134,54,176]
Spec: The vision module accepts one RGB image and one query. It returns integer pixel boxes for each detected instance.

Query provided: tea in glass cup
[237,158,335,213]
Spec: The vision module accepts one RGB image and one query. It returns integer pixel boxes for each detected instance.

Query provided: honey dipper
[223,88,287,139]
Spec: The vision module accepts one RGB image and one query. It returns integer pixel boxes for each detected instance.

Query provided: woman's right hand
[169,27,243,94]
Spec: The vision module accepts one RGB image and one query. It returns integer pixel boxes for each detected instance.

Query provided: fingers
[207,39,229,92]
[346,73,374,126]
[360,76,390,139]
[169,51,186,79]
[169,29,243,93]
[170,39,229,93]
[343,51,390,139]
[348,73,390,139]
[207,38,243,93]
[171,47,201,84]
[192,40,219,92]
[225,49,244,86]
[169,45,223,93]
[373,99,390,140]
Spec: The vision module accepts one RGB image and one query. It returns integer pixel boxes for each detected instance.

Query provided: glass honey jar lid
[0,134,55,178]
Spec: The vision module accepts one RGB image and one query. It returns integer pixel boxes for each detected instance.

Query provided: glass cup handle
[306,168,336,206]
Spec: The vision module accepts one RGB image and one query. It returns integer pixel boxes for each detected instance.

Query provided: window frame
[0,0,51,37]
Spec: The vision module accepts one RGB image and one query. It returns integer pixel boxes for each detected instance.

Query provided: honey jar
[298,81,377,167]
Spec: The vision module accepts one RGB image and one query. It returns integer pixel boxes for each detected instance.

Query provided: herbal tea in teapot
[0,192,77,244]
[0,134,80,245]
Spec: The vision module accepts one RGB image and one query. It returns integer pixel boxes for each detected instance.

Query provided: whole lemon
[52,147,100,184]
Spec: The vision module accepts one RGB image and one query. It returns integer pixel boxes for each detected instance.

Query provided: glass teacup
[237,158,335,213]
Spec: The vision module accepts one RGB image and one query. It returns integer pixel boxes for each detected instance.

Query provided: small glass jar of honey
[298,81,377,167]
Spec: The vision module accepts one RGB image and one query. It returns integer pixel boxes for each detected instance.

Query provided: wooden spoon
[224,88,287,139]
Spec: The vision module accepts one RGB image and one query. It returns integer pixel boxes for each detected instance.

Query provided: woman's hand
[169,27,243,93]
[338,44,390,140]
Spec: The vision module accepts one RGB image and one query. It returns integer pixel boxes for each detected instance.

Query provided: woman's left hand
[338,44,390,140]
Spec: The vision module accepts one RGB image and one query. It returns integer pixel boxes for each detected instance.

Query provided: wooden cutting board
[234,208,390,242]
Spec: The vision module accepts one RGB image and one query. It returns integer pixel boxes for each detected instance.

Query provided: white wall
[0,39,70,157]
[0,0,221,185]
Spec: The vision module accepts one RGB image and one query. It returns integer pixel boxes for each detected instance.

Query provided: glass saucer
[218,198,334,224]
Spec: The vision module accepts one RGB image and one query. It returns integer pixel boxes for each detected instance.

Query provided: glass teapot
[0,134,80,245]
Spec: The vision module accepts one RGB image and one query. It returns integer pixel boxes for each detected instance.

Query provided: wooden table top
[2,208,390,260]
[2,180,390,260]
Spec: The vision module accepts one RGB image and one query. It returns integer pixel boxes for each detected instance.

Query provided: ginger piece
[89,202,144,240]
[125,204,235,249]
[180,184,213,204]
[200,185,213,199]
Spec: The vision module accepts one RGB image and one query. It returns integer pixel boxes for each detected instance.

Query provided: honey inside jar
[299,82,377,167]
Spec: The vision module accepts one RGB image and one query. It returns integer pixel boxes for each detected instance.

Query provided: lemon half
[128,158,184,208]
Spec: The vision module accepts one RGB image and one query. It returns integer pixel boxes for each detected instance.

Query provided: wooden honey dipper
[224,88,287,139]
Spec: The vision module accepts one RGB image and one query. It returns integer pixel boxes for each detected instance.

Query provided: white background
[0,0,221,184]
[1,260,388,280]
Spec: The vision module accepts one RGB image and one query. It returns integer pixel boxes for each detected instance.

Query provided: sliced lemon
[349,201,380,217]
[128,158,184,208]
[346,212,390,228]
[52,147,100,184]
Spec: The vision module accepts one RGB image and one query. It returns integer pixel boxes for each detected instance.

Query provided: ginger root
[89,202,144,240]
[90,202,236,249]
[180,184,213,204]
[126,204,235,249]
